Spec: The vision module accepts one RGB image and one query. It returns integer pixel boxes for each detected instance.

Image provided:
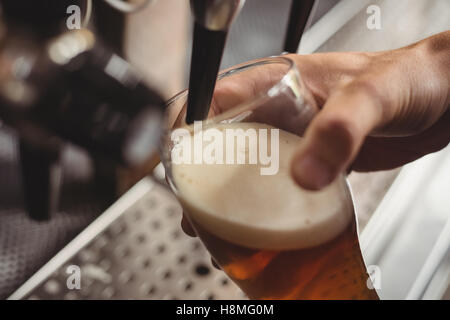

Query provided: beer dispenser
[0,0,322,301]
[0,0,317,221]
[0,0,165,221]
[187,0,246,123]
[186,0,316,123]
[284,0,316,53]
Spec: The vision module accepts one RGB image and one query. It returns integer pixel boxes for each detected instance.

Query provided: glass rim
[161,55,305,196]
[165,56,298,115]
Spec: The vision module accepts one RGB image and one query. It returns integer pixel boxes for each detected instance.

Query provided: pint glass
[161,57,379,300]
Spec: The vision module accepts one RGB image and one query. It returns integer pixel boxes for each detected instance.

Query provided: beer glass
[161,57,379,300]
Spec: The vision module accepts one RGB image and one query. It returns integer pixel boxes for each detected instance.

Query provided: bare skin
[174,31,450,242]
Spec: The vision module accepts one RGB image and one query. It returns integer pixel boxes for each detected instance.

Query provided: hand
[174,31,450,237]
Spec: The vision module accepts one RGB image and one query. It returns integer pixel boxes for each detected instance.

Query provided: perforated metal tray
[9,178,246,300]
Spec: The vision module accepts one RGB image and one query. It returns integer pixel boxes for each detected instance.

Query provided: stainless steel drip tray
[9,178,246,300]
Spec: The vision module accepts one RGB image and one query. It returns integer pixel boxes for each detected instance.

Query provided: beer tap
[284,0,316,53]
[186,0,245,124]
[0,25,165,220]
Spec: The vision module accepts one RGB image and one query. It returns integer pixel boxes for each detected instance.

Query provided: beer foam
[171,122,354,250]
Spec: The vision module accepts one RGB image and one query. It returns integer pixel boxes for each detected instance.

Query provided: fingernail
[292,154,333,190]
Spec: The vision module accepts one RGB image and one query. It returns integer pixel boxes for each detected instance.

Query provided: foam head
[171,122,354,250]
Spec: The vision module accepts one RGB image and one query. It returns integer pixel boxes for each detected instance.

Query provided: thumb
[291,82,383,190]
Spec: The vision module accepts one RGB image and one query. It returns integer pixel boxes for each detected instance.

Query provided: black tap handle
[284,0,316,53]
[0,29,165,168]
[186,22,227,124]
[186,0,245,124]
[19,138,62,221]
[51,39,166,166]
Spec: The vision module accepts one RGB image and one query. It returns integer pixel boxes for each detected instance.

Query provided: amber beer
[192,216,377,300]
[171,122,379,300]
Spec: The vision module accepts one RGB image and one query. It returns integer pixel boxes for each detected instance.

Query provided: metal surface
[10,178,246,300]
[102,0,154,13]
[0,127,110,299]
[190,0,245,31]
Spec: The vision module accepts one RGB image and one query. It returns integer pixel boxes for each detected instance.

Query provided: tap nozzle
[190,0,245,31]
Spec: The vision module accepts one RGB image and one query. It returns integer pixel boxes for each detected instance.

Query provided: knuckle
[346,79,384,104]
[344,79,389,122]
